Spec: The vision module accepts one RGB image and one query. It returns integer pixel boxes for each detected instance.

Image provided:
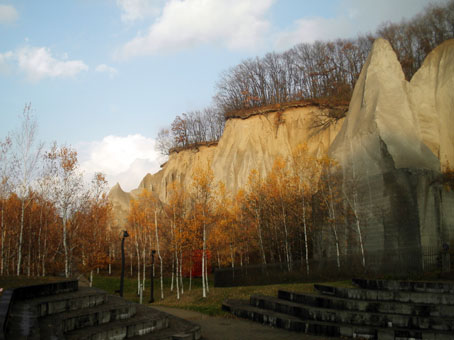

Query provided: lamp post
[150,250,156,303]
[119,230,129,297]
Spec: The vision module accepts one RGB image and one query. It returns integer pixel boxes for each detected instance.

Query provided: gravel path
[151,305,323,340]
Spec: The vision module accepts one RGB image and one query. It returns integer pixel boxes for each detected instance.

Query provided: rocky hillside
[109,38,454,245]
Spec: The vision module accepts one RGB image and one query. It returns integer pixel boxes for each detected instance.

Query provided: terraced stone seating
[2,280,201,340]
[222,278,454,339]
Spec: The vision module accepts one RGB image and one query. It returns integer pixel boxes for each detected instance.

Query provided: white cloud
[274,17,353,49]
[117,0,163,22]
[0,4,18,24]
[15,46,88,81]
[274,0,445,50]
[117,0,274,59]
[0,46,88,81]
[95,64,118,78]
[0,51,14,74]
[78,134,167,191]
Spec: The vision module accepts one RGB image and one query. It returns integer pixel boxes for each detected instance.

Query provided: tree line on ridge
[157,0,454,155]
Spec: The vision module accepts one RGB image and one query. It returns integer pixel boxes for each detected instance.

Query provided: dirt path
[151,305,323,340]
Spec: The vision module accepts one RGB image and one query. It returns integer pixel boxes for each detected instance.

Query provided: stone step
[41,298,170,340]
[12,280,79,300]
[250,294,454,332]
[352,279,454,294]
[127,310,201,340]
[278,289,454,317]
[315,284,454,305]
[39,295,137,336]
[32,286,108,317]
[6,300,40,340]
[223,299,454,340]
[223,299,328,334]
[64,312,169,340]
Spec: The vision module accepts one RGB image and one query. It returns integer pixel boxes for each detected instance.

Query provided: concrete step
[278,289,454,317]
[32,286,108,316]
[64,312,169,340]
[12,280,79,300]
[250,294,454,332]
[315,284,454,305]
[352,279,454,294]
[38,295,137,336]
[127,310,201,340]
[6,300,40,340]
[223,299,328,334]
[41,298,170,340]
[223,299,454,340]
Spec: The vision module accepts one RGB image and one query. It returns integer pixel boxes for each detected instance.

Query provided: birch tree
[12,104,43,275]
[0,136,12,275]
[192,163,215,298]
[46,143,83,278]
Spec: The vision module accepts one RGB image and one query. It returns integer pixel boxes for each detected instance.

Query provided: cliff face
[108,183,131,227]
[109,38,454,253]
[126,106,343,204]
[329,38,454,262]
[408,39,454,168]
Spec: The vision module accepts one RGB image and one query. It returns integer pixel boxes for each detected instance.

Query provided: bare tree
[0,136,12,275]
[46,143,84,278]
[156,128,174,156]
[12,104,43,275]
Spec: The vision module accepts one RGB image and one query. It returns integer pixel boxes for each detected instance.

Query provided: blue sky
[0,0,442,191]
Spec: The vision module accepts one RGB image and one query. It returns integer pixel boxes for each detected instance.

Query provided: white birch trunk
[142,248,146,292]
[136,241,141,296]
[1,203,5,275]
[179,252,184,295]
[154,210,164,299]
[175,249,180,300]
[63,217,69,278]
[255,208,266,265]
[170,260,174,292]
[202,219,206,298]
[17,199,25,275]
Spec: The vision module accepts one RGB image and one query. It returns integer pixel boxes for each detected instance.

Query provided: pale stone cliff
[329,38,454,267]
[109,38,454,259]
[109,182,131,227]
[114,105,344,207]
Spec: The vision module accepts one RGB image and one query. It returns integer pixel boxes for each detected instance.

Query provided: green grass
[92,274,352,317]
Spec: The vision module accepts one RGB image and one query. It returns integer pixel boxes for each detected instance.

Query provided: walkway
[152,305,321,340]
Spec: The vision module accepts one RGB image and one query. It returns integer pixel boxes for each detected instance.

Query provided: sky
[0,0,444,191]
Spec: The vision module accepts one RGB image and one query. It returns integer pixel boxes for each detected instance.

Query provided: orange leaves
[46,143,78,173]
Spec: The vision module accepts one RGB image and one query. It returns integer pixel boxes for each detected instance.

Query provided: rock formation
[109,38,454,266]
[329,38,454,267]
[112,105,344,207]
[108,182,131,227]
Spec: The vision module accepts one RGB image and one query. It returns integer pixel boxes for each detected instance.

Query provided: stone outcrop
[408,39,454,168]
[109,38,454,259]
[110,105,344,218]
[328,38,454,260]
[108,183,131,227]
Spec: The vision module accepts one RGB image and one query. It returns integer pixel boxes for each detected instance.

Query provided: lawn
[92,274,352,317]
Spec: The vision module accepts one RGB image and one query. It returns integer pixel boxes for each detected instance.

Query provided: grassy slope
[92,275,352,317]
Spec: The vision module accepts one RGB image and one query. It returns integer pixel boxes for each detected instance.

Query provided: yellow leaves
[192,161,214,202]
